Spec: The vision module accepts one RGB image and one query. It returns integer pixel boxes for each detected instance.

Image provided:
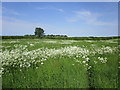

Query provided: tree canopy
[34,27,44,38]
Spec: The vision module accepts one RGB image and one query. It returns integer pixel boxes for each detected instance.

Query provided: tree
[34,27,44,38]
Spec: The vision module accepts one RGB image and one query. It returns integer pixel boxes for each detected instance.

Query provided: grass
[1,39,118,88]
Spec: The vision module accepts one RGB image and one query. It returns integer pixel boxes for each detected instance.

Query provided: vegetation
[1,39,119,88]
[34,27,44,38]
[1,27,119,88]
[1,35,120,40]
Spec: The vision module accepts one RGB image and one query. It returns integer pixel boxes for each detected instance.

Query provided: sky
[2,2,118,37]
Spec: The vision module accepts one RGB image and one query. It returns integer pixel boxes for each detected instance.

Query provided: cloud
[2,7,20,16]
[2,16,118,37]
[57,8,64,12]
[67,10,115,26]
[36,7,64,13]
[2,16,45,35]
[2,16,61,36]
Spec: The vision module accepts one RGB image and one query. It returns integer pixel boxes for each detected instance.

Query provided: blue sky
[2,2,118,37]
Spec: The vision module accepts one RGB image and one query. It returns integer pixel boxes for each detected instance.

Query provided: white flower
[94,61,97,64]
[41,62,44,65]
[82,61,86,63]
[86,64,88,66]
[85,57,89,62]
[88,66,92,69]
[30,44,34,46]
[1,40,118,76]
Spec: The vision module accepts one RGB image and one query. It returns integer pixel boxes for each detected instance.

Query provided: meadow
[1,39,119,88]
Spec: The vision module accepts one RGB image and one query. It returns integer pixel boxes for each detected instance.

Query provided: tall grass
[2,39,118,88]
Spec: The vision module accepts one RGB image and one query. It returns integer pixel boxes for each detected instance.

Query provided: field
[1,39,119,88]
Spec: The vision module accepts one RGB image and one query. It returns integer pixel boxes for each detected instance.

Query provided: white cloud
[2,16,61,36]
[2,17,47,35]
[67,10,115,26]
[36,7,64,13]
[2,7,20,16]
[57,9,64,12]
[2,16,118,37]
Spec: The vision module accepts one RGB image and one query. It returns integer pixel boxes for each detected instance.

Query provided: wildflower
[72,64,75,66]
[94,61,97,64]
[82,61,86,63]
[41,62,44,65]
[88,66,92,69]
[86,64,88,66]
[30,44,34,46]
[85,57,89,62]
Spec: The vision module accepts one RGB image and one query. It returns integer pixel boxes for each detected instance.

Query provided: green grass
[1,39,118,88]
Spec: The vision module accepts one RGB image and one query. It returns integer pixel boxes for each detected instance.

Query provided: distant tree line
[1,27,120,40]
[44,34,67,37]
[1,35,120,40]
[34,27,67,38]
